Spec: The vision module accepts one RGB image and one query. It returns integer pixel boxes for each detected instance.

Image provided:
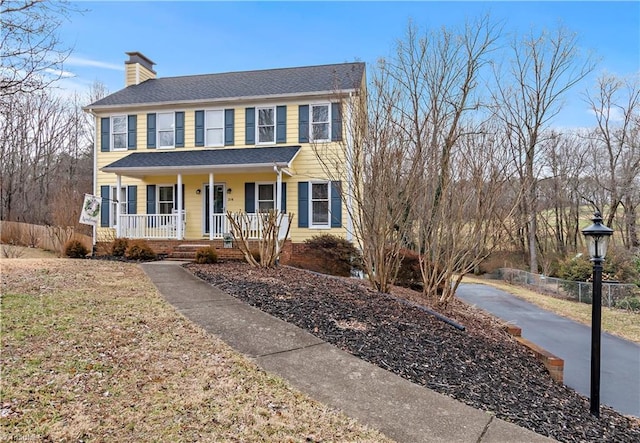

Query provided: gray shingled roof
[89,62,364,108]
[102,146,300,172]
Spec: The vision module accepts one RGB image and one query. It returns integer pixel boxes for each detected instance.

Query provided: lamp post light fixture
[581,211,614,418]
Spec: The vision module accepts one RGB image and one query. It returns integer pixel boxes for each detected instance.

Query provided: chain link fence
[491,268,640,311]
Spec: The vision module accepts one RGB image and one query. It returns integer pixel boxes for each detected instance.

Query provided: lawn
[462,275,640,343]
[1,259,391,442]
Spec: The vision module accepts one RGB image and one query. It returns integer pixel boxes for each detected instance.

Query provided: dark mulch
[185,261,640,443]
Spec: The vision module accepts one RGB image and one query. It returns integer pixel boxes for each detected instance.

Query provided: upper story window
[311,104,330,142]
[257,106,275,144]
[157,112,175,148]
[111,116,127,150]
[206,110,224,147]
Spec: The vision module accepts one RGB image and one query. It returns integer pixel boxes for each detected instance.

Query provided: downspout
[275,166,283,261]
[177,173,183,239]
[345,92,354,242]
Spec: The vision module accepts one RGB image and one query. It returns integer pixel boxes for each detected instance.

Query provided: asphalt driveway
[457,283,640,418]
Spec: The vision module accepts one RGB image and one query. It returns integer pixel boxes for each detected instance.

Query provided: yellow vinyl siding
[94,95,356,243]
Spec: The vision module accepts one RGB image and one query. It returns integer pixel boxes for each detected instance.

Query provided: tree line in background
[316,18,639,303]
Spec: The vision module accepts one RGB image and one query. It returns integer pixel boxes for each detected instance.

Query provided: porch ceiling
[101,146,301,178]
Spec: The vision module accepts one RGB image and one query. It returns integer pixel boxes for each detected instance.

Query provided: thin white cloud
[588,107,626,123]
[65,55,125,71]
[45,67,76,78]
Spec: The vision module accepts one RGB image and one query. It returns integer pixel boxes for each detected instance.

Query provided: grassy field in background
[462,275,640,343]
[1,259,391,442]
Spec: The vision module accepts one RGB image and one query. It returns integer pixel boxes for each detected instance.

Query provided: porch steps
[167,243,245,261]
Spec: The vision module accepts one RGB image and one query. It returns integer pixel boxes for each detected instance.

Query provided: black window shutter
[280,182,287,213]
[298,182,309,227]
[331,103,342,141]
[225,109,235,146]
[244,182,255,212]
[127,185,137,214]
[100,185,110,227]
[146,185,156,214]
[147,113,156,148]
[175,112,185,147]
[101,118,110,152]
[298,105,309,143]
[276,105,286,143]
[195,110,204,146]
[127,115,137,150]
[331,181,342,227]
[245,108,255,145]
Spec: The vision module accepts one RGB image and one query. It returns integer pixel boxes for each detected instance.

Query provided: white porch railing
[117,212,289,240]
[118,213,186,240]
[209,213,290,239]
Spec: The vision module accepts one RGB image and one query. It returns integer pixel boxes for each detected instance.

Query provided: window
[311,182,329,226]
[110,186,127,227]
[111,116,127,150]
[206,110,224,147]
[158,186,174,214]
[311,104,330,141]
[157,112,174,148]
[257,107,275,144]
[257,184,275,211]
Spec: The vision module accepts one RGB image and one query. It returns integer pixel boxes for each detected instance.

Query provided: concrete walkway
[457,283,640,418]
[141,261,555,443]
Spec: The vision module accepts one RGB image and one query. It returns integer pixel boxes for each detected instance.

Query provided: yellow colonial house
[85,52,364,257]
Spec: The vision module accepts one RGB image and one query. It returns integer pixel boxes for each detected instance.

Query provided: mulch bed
[185,261,640,443]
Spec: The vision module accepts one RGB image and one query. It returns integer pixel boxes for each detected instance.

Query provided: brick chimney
[125,52,156,87]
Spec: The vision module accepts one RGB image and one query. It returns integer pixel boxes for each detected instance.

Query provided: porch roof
[101,146,301,178]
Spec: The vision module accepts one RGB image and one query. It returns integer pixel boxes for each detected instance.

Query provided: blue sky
[57,1,639,127]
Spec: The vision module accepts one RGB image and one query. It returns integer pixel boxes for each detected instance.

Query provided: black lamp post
[581,211,614,418]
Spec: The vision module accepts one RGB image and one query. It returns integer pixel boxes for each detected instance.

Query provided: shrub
[614,296,640,312]
[195,247,217,264]
[111,238,129,257]
[395,249,422,290]
[64,239,89,258]
[293,234,362,277]
[125,240,157,261]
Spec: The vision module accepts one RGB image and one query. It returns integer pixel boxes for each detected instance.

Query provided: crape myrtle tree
[492,26,596,274]
[583,73,640,247]
[313,56,423,293]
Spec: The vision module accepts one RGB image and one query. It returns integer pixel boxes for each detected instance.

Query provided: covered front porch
[101,147,300,241]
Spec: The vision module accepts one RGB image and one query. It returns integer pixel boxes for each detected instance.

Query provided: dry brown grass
[1,259,392,442]
[462,275,640,343]
[1,244,57,259]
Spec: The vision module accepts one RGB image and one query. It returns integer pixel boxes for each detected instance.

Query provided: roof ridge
[150,62,365,82]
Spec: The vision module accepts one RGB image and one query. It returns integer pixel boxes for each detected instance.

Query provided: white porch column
[115,174,122,238]
[177,173,183,239]
[209,172,214,241]
[276,168,282,213]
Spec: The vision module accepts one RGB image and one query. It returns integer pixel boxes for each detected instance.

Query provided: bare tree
[583,73,640,247]
[313,63,422,292]
[0,0,78,97]
[493,26,596,273]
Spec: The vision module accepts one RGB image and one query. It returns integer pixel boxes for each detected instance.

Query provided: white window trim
[109,186,127,227]
[309,180,331,229]
[255,182,276,212]
[157,184,175,215]
[309,103,331,143]
[205,109,225,148]
[157,111,175,149]
[111,115,127,151]
[256,106,276,145]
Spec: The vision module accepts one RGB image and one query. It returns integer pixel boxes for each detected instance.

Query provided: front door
[204,184,225,235]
